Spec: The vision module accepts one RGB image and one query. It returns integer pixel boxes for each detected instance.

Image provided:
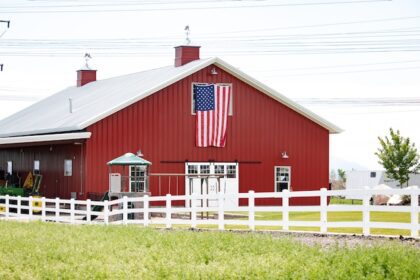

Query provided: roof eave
[0,132,92,145]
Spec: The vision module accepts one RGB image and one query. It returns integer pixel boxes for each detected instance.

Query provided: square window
[227,165,236,178]
[214,165,225,175]
[188,165,198,174]
[200,165,210,174]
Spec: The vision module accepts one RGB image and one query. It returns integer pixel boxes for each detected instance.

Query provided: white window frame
[191,82,233,116]
[274,166,291,192]
[64,159,72,176]
[129,165,146,192]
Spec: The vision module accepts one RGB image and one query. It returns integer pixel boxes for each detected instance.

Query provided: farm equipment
[82,192,109,221]
[0,172,43,213]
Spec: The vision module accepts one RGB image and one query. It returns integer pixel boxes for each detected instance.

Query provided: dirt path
[240,230,420,248]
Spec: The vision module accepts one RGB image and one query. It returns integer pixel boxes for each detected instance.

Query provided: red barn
[0,46,341,205]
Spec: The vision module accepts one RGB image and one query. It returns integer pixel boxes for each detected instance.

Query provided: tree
[375,128,420,187]
[337,169,346,183]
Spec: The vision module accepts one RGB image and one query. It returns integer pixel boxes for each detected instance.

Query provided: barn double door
[185,162,239,209]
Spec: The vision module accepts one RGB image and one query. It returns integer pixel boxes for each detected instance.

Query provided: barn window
[275,166,291,192]
[227,165,236,178]
[214,165,225,176]
[130,166,146,192]
[192,83,233,115]
[7,161,12,174]
[188,165,198,174]
[370,172,376,178]
[64,160,72,176]
[200,165,210,174]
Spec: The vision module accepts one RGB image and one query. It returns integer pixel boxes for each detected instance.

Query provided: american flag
[194,84,231,147]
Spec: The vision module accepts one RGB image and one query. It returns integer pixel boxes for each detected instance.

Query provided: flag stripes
[195,84,231,147]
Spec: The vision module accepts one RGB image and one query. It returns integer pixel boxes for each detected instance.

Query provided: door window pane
[188,165,198,174]
[227,165,236,178]
[200,165,210,174]
[214,165,225,175]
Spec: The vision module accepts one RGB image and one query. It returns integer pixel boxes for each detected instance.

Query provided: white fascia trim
[0,132,91,145]
[212,58,343,134]
[77,58,217,129]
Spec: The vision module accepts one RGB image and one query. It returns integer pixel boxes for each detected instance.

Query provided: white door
[185,162,239,209]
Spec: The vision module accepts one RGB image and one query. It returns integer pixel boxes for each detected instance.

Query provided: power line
[254,59,420,72]
[262,65,420,76]
[1,0,391,13]
[209,15,420,35]
[295,97,420,106]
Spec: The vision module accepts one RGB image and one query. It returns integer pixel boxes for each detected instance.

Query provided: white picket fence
[0,187,419,238]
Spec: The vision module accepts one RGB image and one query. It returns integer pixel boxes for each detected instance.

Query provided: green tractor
[0,172,43,213]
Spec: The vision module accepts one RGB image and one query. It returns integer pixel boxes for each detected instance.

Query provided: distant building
[345,170,420,199]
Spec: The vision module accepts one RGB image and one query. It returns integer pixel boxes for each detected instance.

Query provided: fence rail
[0,188,419,237]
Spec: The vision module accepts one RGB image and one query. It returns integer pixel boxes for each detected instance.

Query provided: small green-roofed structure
[107,152,152,166]
[107,152,152,194]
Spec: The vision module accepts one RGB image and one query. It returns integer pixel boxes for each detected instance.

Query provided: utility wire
[1,0,392,13]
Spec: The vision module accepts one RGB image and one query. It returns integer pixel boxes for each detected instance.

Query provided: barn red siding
[0,143,84,198]
[84,64,329,205]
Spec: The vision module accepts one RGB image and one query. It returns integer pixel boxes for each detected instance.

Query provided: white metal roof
[0,132,91,145]
[0,57,342,138]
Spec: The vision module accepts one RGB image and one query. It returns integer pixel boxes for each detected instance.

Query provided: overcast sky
[1,0,420,171]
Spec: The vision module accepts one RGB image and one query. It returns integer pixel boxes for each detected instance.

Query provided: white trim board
[0,132,91,145]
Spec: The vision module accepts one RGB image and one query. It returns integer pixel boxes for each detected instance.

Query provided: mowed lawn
[0,221,419,279]
[212,198,420,236]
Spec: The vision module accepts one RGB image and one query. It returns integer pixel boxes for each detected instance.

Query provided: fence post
[5,195,9,219]
[320,188,328,233]
[166,194,172,229]
[123,196,128,226]
[143,195,149,227]
[191,193,197,229]
[86,199,91,224]
[70,198,75,224]
[55,197,60,222]
[362,186,371,236]
[104,200,109,225]
[41,197,46,222]
[411,186,419,238]
[248,191,255,231]
[282,190,289,231]
[28,196,33,220]
[17,196,21,216]
[218,191,224,230]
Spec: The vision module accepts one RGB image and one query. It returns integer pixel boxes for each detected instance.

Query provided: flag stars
[194,85,215,111]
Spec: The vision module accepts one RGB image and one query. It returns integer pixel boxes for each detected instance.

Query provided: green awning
[107,153,152,166]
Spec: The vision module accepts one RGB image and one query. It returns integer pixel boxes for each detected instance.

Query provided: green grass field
[202,210,419,236]
[0,221,419,279]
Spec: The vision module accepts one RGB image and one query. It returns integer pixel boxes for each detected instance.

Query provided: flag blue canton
[194,84,215,111]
